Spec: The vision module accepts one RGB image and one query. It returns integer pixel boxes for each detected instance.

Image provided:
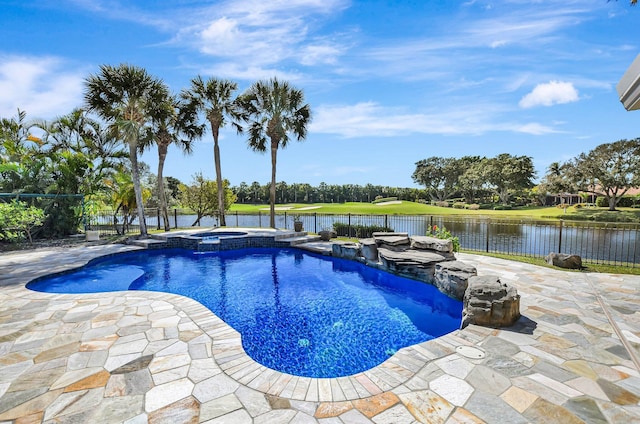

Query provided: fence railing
[92,209,639,268]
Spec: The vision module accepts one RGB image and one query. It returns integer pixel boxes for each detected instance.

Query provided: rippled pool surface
[28,248,462,378]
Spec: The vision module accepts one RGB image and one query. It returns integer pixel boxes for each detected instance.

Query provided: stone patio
[0,240,639,423]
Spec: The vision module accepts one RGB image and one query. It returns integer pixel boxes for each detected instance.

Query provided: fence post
[384,214,388,230]
[157,208,160,230]
[558,220,563,253]
[258,211,262,228]
[236,211,239,227]
[314,213,317,233]
[348,213,352,238]
[486,218,490,253]
[284,212,288,229]
[174,209,178,229]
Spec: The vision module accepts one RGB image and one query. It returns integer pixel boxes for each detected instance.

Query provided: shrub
[435,201,449,208]
[573,203,583,209]
[0,201,45,243]
[452,202,466,209]
[493,205,512,210]
[426,225,460,252]
[333,222,393,238]
[466,203,480,210]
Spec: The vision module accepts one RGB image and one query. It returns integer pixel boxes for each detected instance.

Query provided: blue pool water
[28,248,462,378]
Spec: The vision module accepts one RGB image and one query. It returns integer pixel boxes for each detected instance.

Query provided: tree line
[230,181,426,205]
[410,139,640,211]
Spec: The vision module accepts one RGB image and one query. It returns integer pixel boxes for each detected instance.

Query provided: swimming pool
[28,247,462,378]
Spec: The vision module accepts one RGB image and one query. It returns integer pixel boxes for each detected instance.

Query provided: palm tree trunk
[157,143,170,231]
[269,140,278,228]
[212,125,226,227]
[128,142,148,236]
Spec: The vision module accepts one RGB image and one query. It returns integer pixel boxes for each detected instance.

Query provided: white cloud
[519,80,579,108]
[310,102,559,138]
[172,0,350,71]
[0,55,85,119]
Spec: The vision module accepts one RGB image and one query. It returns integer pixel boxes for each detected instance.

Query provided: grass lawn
[229,201,640,222]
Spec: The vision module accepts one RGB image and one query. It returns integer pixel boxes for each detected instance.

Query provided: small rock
[545,253,582,269]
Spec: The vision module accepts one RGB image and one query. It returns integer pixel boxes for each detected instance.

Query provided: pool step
[278,234,322,246]
[128,238,167,248]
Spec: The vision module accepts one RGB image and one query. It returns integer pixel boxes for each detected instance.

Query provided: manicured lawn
[231,201,566,219]
[230,201,640,222]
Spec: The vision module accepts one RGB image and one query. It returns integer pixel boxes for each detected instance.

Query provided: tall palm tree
[144,84,203,231]
[181,76,239,227]
[84,64,163,236]
[237,78,311,228]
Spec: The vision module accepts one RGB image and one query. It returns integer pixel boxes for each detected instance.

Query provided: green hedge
[333,222,393,238]
[595,196,636,208]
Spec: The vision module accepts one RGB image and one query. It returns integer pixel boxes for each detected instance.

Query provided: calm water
[28,248,462,378]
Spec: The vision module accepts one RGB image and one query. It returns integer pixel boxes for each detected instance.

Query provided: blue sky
[1,0,639,188]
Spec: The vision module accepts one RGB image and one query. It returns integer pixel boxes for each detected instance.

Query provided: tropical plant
[105,167,152,234]
[144,84,203,231]
[84,63,164,236]
[181,76,239,227]
[236,78,311,228]
[426,225,460,252]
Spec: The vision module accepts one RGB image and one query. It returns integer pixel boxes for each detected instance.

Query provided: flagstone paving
[0,242,639,423]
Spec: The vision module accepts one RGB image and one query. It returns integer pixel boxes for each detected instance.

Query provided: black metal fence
[92,209,639,268]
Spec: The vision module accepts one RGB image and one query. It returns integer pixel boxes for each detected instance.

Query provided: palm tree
[144,84,203,231]
[84,64,163,236]
[237,78,311,228]
[181,76,239,227]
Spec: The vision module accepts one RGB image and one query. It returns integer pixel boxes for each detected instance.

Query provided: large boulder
[434,261,477,300]
[411,236,453,254]
[332,242,361,260]
[461,275,520,329]
[378,247,452,284]
[359,238,379,262]
[372,232,410,251]
[545,252,582,270]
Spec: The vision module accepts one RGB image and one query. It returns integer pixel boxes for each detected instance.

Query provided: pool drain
[455,345,485,359]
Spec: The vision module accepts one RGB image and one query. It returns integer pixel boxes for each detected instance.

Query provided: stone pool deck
[0,242,639,423]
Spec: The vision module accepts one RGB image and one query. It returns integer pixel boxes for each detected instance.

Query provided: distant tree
[485,154,536,205]
[236,78,311,228]
[566,139,640,211]
[459,158,489,204]
[179,173,236,226]
[182,77,239,227]
[412,157,464,201]
[165,176,183,201]
[84,64,164,236]
[537,161,577,204]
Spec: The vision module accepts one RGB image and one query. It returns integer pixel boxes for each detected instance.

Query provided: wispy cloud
[310,102,561,138]
[0,55,86,119]
[519,81,579,108]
